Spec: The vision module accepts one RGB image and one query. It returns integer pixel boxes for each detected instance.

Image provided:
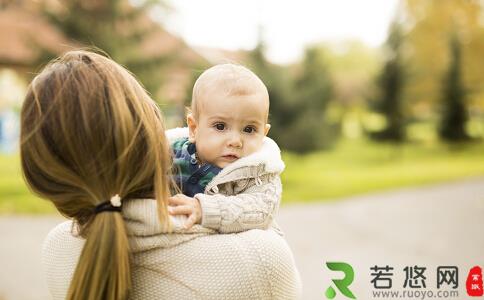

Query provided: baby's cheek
[245,137,264,155]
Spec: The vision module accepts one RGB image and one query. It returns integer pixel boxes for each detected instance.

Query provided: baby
[167,64,285,233]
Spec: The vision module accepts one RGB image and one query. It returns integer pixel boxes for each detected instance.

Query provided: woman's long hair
[20,50,172,300]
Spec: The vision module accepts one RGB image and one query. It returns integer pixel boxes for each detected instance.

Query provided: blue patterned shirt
[171,138,222,197]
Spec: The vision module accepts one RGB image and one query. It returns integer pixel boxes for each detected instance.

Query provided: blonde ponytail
[67,213,131,300]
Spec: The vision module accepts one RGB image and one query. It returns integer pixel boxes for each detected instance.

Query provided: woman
[21,50,301,300]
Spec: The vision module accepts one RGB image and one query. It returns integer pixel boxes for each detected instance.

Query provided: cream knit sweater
[41,198,302,299]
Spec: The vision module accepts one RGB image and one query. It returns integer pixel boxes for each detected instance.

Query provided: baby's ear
[264,124,271,136]
[187,114,197,143]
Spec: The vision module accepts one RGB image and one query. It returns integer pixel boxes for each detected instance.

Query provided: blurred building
[0,0,211,148]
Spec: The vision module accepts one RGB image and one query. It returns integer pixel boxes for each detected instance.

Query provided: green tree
[369,22,406,141]
[404,0,484,114]
[439,33,470,141]
[248,41,298,150]
[249,41,337,153]
[289,47,336,152]
[40,0,170,97]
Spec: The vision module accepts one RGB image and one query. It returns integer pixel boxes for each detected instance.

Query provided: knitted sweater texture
[41,199,302,299]
[167,127,285,233]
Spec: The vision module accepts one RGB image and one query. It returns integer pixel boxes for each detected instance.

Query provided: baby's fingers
[168,205,192,216]
[184,214,197,229]
[168,195,187,206]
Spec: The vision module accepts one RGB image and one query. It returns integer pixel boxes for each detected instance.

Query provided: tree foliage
[369,22,406,142]
[249,42,336,153]
[324,40,379,107]
[438,33,470,141]
[39,0,170,97]
[404,0,484,113]
[248,42,297,150]
[290,47,336,151]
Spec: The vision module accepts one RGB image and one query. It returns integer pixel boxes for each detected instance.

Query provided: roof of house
[0,1,209,104]
[0,6,74,67]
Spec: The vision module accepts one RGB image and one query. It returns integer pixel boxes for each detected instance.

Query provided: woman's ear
[264,124,271,136]
[187,114,197,143]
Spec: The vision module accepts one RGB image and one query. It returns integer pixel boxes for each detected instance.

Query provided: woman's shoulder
[133,228,301,299]
[41,219,301,299]
[241,229,302,298]
[42,221,84,252]
[237,229,300,276]
[198,229,302,299]
[42,221,84,300]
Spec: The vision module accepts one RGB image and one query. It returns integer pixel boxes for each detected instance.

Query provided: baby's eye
[214,123,225,131]
[243,126,256,133]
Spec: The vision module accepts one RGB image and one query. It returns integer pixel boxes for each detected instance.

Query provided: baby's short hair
[191,64,269,119]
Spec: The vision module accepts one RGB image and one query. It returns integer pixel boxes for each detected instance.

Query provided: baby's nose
[228,133,243,148]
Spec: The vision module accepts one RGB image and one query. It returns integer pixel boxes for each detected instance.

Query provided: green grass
[282,139,484,203]
[0,155,55,214]
[2,139,484,213]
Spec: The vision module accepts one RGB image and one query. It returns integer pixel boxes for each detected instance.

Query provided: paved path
[1,177,483,300]
[278,177,484,299]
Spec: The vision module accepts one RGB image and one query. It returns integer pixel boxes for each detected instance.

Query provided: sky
[153,0,401,64]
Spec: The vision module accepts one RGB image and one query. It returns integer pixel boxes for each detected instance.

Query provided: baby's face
[188,91,270,168]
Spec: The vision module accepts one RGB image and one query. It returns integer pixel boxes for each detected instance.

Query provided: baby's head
[187,64,270,168]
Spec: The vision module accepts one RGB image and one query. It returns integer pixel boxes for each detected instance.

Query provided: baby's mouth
[222,154,239,161]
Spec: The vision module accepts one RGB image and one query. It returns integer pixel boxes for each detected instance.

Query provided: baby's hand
[168,194,202,229]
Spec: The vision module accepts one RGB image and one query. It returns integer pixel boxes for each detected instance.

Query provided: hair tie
[94,194,122,214]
